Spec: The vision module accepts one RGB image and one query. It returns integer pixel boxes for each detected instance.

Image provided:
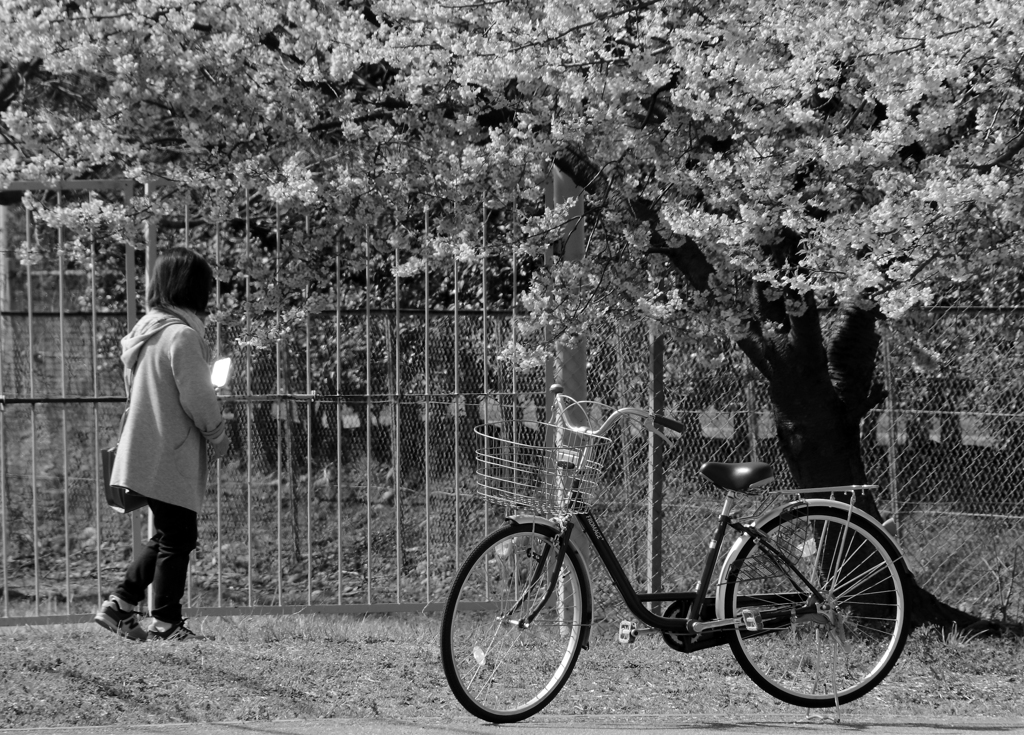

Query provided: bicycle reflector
[555,447,582,469]
[740,609,765,632]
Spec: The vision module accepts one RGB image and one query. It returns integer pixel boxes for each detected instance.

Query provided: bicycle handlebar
[549,383,686,438]
[651,413,687,435]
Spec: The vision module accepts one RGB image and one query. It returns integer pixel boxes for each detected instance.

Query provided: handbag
[102,444,148,513]
[103,367,149,514]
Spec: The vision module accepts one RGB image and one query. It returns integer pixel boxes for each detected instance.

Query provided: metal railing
[1,182,1021,626]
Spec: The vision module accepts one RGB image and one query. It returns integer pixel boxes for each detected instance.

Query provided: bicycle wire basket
[474,419,612,515]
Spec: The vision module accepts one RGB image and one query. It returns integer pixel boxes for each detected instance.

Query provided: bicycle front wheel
[723,505,909,707]
[440,521,586,723]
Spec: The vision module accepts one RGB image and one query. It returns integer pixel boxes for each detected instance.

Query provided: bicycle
[440,386,910,723]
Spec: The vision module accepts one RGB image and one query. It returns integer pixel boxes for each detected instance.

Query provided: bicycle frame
[575,493,798,638]
[511,491,884,651]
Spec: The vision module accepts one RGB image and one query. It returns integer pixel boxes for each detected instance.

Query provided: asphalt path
[2,714,1022,735]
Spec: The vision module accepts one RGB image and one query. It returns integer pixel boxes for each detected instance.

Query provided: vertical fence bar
[57,192,71,614]
[26,209,40,614]
[214,222,223,608]
[184,198,192,611]
[136,182,150,589]
[392,240,402,603]
[882,329,901,536]
[244,188,254,608]
[480,195,490,541]
[745,380,759,463]
[275,203,283,603]
[648,328,665,605]
[364,232,372,605]
[304,216,313,606]
[0,204,8,617]
[0,373,6,618]
[614,325,635,572]
[452,255,461,569]
[511,191,519,533]
[422,205,431,602]
[88,205,102,608]
[335,245,343,605]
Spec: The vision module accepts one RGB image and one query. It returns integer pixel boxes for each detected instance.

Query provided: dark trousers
[114,497,198,624]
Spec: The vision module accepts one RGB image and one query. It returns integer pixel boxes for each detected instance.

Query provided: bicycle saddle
[699,461,774,492]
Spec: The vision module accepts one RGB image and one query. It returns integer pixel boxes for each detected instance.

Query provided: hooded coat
[110,309,227,513]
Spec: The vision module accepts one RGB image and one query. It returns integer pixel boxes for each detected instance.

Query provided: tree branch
[646,240,714,291]
[977,131,1024,174]
[0,60,43,114]
[553,144,717,291]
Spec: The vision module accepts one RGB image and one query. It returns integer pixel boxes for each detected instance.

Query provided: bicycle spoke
[441,524,585,723]
[725,506,908,708]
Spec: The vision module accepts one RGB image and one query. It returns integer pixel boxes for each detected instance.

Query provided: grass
[1,615,1021,728]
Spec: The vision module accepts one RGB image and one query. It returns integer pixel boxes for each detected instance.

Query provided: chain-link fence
[0,185,1021,626]
[582,313,1024,626]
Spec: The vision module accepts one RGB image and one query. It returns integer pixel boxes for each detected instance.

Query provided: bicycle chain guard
[662,599,693,652]
[660,598,731,653]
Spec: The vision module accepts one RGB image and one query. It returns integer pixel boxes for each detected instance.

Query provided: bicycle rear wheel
[440,521,586,723]
[723,504,908,707]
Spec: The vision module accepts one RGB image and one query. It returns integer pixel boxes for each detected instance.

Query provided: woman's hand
[211,433,230,459]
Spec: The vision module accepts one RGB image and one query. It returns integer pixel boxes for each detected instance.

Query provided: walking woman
[94,247,229,641]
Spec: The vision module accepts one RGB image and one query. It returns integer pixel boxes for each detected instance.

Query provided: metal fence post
[550,166,587,404]
[453,252,462,570]
[304,214,313,606]
[422,205,432,603]
[26,207,39,615]
[745,379,759,462]
[244,189,254,607]
[648,328,665,607]
[274,203,284,602]
[549,165,589,574]
[56,193,71,614]
[392,239,403,603]
[480,194,491,543]
[364,233,373,604]
[138,181,154,599]
[0,204,8,618]
[881,329,901,535]
[335,245,343,604]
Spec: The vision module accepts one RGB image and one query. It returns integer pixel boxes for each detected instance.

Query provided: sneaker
[94,597,148,641]
[147,618,201,641]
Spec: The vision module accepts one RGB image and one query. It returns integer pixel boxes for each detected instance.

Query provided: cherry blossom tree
[3,0,1023,629]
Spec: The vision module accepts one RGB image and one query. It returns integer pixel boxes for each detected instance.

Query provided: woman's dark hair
[147,247,214,314]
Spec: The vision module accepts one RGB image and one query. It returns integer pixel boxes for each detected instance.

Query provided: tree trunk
[739,299,1001,634]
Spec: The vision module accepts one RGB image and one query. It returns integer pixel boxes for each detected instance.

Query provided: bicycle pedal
[617,620,638,644]
[739,608,764,632]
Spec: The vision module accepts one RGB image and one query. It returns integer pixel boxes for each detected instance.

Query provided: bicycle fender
[713,498,905,621]
[506,514,595,650]
[783,499,906,560]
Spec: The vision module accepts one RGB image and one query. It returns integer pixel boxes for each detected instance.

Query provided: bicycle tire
[440,521,586,723]
[723,504,909,707]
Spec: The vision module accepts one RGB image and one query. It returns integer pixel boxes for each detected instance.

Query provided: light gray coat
[110,310,227,512]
